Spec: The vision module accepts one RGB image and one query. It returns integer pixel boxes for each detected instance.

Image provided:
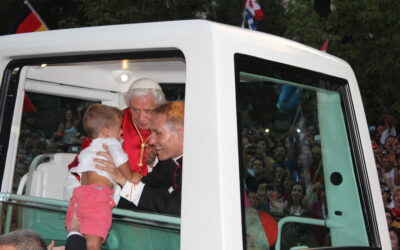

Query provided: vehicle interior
[0,50,186,249]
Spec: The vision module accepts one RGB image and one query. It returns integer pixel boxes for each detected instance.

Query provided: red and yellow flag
[10,0,48,34]
[10,1,48,112]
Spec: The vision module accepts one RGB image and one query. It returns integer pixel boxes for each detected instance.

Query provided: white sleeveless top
[70,138,128,182]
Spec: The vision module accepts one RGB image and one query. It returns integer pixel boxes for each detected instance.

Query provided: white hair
[123,78,166,106]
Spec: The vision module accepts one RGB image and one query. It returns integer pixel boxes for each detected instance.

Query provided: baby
[65,103,128,250]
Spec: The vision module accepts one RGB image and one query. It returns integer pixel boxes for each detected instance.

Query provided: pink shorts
[65,184,115,242]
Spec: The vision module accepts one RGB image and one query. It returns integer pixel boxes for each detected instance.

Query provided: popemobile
[0,20,389,249]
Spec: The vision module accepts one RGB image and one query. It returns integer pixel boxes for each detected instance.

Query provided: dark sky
[0,0,23,35]
[0,0,79,35]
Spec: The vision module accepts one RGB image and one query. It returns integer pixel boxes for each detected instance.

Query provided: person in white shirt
[65,104,128,250]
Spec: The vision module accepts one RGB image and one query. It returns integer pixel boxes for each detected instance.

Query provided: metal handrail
[25,154,54,195]
[0,193,181,230]
[275,216,326,250]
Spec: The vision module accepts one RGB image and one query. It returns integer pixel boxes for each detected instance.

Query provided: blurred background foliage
[0,0,399,124]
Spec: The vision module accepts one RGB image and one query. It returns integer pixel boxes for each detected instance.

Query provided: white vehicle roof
[0,19,351,86]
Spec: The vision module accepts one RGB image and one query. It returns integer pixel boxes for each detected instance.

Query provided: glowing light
[265,128,270,133]
[122,60,129,70]
[41,64,47,67]
[120,73,129,82]
[112,70,133,84]
[296,128,301,133]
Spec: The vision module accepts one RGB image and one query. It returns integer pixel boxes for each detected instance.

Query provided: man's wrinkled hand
[94,144,127,186]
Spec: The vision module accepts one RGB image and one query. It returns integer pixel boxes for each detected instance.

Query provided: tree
[327,1,400,123]
[265,0,400,124]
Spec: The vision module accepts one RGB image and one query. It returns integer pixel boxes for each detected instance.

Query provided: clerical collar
[173,155,183,166]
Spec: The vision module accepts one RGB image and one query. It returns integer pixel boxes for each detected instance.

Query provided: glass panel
[236,55,370,249]
[239,78,330,249]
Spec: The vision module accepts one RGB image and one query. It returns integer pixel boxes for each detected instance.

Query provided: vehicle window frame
[234,53,380,249]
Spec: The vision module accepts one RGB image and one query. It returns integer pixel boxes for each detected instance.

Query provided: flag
[23,94,37,112]
[242,0,265,30]
[10,1,48,112]
[277,85,302,113]
[245,0,265,21]
[245,9,257,30]
[320,39,329,52]
[10,0,48,34]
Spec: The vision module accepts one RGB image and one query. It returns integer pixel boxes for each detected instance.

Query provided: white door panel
[25,79,120,107]
[1,67,29,192]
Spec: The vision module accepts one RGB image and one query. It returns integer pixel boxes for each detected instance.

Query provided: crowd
[242,111,400,249]
[241,124,328,249]
[372,113,400,249]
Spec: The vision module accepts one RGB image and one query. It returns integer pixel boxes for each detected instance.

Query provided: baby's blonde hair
[83,104,123,139]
